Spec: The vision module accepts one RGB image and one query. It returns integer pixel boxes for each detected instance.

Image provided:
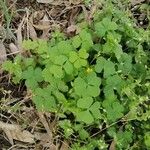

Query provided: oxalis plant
[2,1,150,150]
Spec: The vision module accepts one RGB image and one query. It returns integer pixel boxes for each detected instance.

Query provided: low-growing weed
[2,0,150,149]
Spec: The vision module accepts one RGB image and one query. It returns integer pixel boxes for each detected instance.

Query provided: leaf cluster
[2,1,150,149]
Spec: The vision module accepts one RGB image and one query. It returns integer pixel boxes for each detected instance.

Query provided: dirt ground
[0,0,149,149]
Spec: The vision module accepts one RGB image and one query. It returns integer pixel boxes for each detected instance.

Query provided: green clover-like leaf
[79,29,93,50]
[63,61,74,75]
[95,22,107,37]
[33,87,56,112]
[103,99,124,122]
[72,35,82,48]
[69,49,89,69]
[79,49,89,59]
[94,57,106,73]
[49,65,64,78]
[89,102,101,119]
[104,61,116,78]
[76,110,94,124]
[74,77,87,96]
[54,55,68,66]
[69,51,78,63]
[57,40,73,55]
[77,97,93,109]
[74,72,101,97]
[74,59,87,68]
[95,17,118,37]
[22,66,43,89]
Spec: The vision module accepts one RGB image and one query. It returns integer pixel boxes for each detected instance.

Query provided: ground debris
[0,41,7,64]
[0,121,35,145]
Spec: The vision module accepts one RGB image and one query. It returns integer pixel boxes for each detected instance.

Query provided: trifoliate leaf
[23,58,35,67]
[22,66,43,89]
[118,53,132,74]
[59,120,73,138]
[94,57,106,73]
[105,75,125,95]
[54,55,68,65]
[42,68,53,83]
[79,29,92,42]
[104,61,115,78]
[69,51,78,63]
[109,32,122,42]
[57,40,73,55]
[77,97,93,109]
[80,59,87,66]
[2,59,22,83]
[103,33,123,59]
[37,40,48,54]
[57,80,68,92]
[33,88,56,112]
[86,85,100,97]
[72,35,81,48]
[119,53,132,63]
[116,130,133,149]
[79,29,93,50]
[34,67,43,82]
[131,63,146,79]
[89,102,101,119]
[42,70,67,91]
[103,86,115,99]
[53,91,67,103]
[114,45,123,60]
[95,22,106,37]
[34,86,52,97]
[2,60,13,73]
[82,40,93,51]
[33,95,56,112]
[95,18,118,37]
[74,73,101,97]
[102,41,113,54]
[22,66,33,79]
[76,110,94,124]
[102,97,115,109]
[22,39,38,50]
[63,61,74,74]
[105,75,122,87]
[86,72,101,87]
[74,59,82,68]
[49,65,64,78]
[103,100,124,122]
[93,43,103,52]
[102,18,118,31]
[79,129,89,140]
[79,49,89,59]
[47,46,59,62]
[25,79,38,89]
[74,77,87,96]
[69,50,88,69]
[73,59,87,69]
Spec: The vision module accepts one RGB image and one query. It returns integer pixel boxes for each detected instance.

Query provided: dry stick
[1,50,20,57]
[38,112,53,143]
[16,15,26,51]
[8,144,28,150]
[90,116,136,138]
[25,8,30,39]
